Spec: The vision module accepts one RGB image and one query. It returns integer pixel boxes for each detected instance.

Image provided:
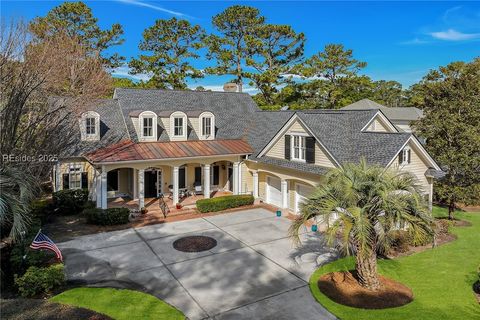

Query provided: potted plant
[140,207,148,214]
[176,203,183,210]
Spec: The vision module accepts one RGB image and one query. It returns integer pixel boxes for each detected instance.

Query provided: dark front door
[145,170,157,198]
[179,167,186,189]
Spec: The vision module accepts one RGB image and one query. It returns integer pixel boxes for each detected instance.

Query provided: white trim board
[361,110,399,133]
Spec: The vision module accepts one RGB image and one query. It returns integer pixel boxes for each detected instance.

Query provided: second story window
[174,117,184,136]
[86,117,96,135]
[202,117,212,137]
[292,135,306,161]
[398,147,411,165]
[143,117,153,137]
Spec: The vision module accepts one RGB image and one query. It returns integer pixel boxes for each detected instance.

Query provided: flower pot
[141,207,148,214]
[276,210,281,217]
[311,225,318,232]
[176,204,183,210]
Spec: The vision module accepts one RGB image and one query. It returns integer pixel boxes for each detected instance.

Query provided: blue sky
[2,1,479,92]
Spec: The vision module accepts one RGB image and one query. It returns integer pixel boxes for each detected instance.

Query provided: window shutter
[81,172,88,189]
[63,174,70,190]
[398,151,404,165]
[407,149,411,164]
[284,135,291,160]
[305,137,316,164]
[213,166,220,185]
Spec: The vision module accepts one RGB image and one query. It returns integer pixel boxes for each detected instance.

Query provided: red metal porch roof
[85,139,253,163]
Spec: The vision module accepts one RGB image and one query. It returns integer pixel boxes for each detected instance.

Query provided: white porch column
[428,178,433,212]
[281,179,288,209]
[232,162,239,195]
[133,169,138,200]
[138,169,145,210]
[173,166,179,205]
[101,165,107,209]
[203,164,211,198]
[96,168,102,208]
[54,163,61,192]
[252,171,259,198]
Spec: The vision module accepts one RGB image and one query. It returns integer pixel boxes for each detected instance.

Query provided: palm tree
[289,159,434,290]
[0,166,39,242]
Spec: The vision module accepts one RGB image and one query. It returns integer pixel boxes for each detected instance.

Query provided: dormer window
[398,147,411,165]
[80,111,100,141]
[199,112,215,140]
[139,111,157,141]
[170,111,187,140]
[292,135,306,161]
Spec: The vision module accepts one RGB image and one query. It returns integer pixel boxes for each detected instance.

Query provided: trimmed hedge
[84,207,130,226]
[52,189,88,215]
[196,195,254,213]
[15,264,65,298]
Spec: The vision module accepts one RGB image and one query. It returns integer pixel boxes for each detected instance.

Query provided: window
[174,117,184,136]
[292,135,306,161]
[86,117,96,135]
[398,147,411,165]
[69,165,82,189]
[143,117,153,137]
[202,117,212,137]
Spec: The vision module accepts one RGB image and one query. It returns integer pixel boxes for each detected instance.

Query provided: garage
[295,183,314,214]
[266,176,282,208]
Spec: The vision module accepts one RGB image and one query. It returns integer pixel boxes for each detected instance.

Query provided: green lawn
[51,287,185,320]
[309,206,480,320]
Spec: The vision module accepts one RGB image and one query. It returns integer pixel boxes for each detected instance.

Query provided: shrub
[84,207,130,226]
[52,189,88,215]
[31,198,55,223]
[15,264,65,298]
[196,195,254,213]
[389,230,412,253]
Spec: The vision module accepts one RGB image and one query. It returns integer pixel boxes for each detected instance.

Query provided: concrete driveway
[59,208,338,320]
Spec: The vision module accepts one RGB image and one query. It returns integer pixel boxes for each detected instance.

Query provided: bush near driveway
[196,195,254,213]
[83,207,130,225]
[15,264,65,298]
[51,287,185,320]
[52,189,88,215]
[309,207,480,320]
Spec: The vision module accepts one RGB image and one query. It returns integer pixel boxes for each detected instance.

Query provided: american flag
[30,230,63,261]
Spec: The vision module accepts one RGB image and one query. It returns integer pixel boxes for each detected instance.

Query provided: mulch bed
[474,281,480,304]
[0,298,111,320]
[318,271,413,309]
[172,235,217,252]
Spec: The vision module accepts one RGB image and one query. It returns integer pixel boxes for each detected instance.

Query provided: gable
[363,112,398,133]
[264,118,336,168]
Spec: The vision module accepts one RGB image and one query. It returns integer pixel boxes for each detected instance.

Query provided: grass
[309,206,480,320]
[51,287,185,320]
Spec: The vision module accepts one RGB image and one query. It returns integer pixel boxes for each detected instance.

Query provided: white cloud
[111,66,152,82]
[116,0,190,18]
[429,29,480,41]
[398,37,429,45]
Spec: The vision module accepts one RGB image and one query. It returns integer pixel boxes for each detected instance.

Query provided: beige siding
[118,168,129,193]
[241,162,253,194]
[190,117,201,140]
[389,142,430,193]
[131,117,140,137]
[160,117,170,140]
[265,119,336,168]
[368,118,388,132]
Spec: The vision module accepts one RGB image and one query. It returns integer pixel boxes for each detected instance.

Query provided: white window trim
[400,146,411,166]
[291,134,307,162]
[68,163,83,190]
[80,111,100,141]
[139,111,157,141]
[170,111,187,140]
[199,112,215,140]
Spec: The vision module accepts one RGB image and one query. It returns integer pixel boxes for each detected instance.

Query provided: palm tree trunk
[355,250,381,291]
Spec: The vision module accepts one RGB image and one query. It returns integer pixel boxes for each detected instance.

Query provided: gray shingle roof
[341,99,424,121]
[113,88,259,142]
[251,156,329,175]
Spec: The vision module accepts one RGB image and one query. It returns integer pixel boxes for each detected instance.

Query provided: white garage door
[295,184,314,214]
[266,176,282,208]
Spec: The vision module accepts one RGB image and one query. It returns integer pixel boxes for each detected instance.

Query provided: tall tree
[205,5,265,92]
[412,58,480,219]
[246,24,305,104]
[290,160,433,290]
[29,1,124,68]
[299,44,366,108]
[129,18,205,90]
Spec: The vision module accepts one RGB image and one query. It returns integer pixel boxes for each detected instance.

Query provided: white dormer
[139,111,157,142]
[170,111,187,141]
[199,111,215,140]
[80,111,100,141]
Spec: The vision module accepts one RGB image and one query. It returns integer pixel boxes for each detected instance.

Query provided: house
[341,99,424,133]
[53,88,442,214]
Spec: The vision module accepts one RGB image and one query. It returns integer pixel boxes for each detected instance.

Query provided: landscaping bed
[0,298,111,320]
[309,207,480,320]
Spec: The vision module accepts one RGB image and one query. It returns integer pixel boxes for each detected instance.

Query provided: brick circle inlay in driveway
[173,236,217,252]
